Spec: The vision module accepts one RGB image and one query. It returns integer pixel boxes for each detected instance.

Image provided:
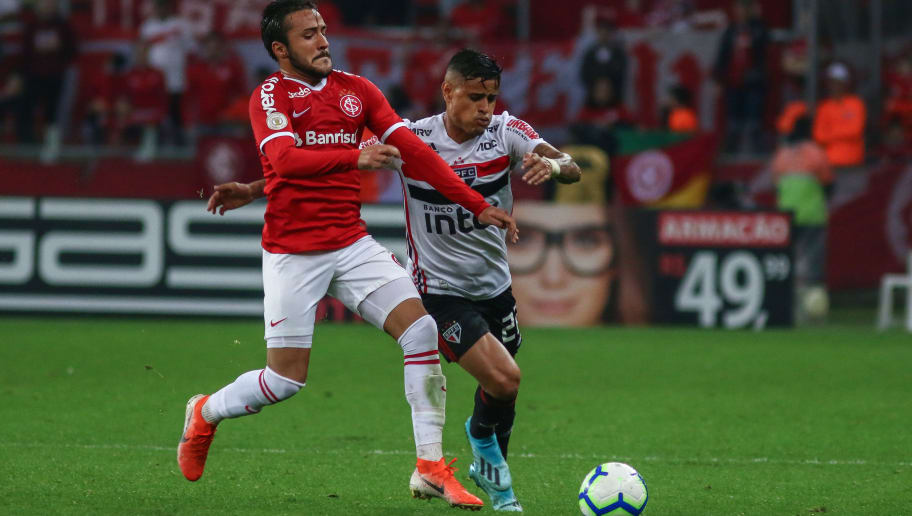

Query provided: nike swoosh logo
[422,478,445,494]
[292,107,311,118]
[270,318,288,327]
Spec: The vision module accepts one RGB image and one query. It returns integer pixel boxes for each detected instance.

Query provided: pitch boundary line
[1,442,909,468]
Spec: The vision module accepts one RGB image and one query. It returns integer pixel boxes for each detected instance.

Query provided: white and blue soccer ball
[578,462,648,516]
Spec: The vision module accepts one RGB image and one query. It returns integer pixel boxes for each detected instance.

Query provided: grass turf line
[0,317,910,515]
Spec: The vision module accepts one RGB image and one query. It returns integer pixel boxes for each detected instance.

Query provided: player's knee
[489,362,521,400]
[263,366,306,402]
[398,314,438,354]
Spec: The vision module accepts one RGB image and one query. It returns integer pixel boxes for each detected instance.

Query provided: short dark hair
[261,0,318,61]
[446,49,502,86]
[670,84,692,106]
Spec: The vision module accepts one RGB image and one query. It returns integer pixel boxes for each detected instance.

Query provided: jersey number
[500,309,518,344]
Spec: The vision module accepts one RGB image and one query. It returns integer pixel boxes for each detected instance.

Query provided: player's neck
[279,66,326,87]
[442,114,472,144]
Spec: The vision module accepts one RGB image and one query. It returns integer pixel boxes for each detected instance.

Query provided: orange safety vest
[668,107,698,133]
[812,95,866,166]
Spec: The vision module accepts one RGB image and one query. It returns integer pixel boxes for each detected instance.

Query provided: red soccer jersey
[249,70,490,253]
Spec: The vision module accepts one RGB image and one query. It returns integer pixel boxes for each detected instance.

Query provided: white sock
[399,315,445,461]
[201,367,304,424]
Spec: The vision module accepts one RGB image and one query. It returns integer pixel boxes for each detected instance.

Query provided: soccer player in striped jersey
[208,49,580,511]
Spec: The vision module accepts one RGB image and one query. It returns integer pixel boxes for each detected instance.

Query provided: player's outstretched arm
[521,142,582,185]
[207,180,265,215]
[386,126,518,242]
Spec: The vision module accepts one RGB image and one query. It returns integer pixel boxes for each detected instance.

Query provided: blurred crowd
[0,0,909,168]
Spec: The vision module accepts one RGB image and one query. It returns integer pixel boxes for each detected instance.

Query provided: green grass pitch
[1,316,910,515]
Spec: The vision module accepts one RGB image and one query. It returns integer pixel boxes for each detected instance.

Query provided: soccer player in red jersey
[177,1,518,509]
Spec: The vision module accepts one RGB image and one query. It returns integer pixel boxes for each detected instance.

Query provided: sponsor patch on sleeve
[505,118,540,140]
[266,112,288,130]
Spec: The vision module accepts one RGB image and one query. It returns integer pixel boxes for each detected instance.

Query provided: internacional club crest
[339,94,362,117]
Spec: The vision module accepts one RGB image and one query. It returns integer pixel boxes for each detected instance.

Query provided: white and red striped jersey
[399,112,544,300]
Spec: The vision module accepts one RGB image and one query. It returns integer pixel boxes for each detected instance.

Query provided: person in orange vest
[813,62,866,170]
[664,84,699,133]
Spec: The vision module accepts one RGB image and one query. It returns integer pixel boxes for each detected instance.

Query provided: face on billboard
[509,202,615,326]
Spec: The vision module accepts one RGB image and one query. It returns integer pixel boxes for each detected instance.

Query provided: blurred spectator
[775,75,807,138]
[573,76,633,158]
[614,0,647,29]
[0,36,23,141]
[402,31,458,115]
[577,77,634,128]
[884,53,912,142]
[118,42,168,162]
[221,65,272,128]
[664,84,699,133]
[83,53,127,146]
[881,116,912,161]
[185,32,248,138]
[770,116,830,320]
[645,0,695,31]
[448,0,508,42]
[580,11,627,106]
[139,0,195,146]
[712,0,768,154]
[813,62,866,171]
[18,0,78,162]
[314,0,342,28]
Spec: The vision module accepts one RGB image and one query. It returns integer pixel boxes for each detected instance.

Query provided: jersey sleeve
[387,126,491,217]
[360,77,407,143]
[501,112,546,161]
[249,77,360,178]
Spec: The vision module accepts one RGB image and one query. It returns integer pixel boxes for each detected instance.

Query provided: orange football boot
[177,394,217,481]
[409,457,484,510]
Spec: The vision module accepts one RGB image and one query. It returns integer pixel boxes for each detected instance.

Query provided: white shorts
[262,236,416,341]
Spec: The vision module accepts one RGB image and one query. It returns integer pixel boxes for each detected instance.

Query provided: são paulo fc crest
[266,112,288,130]
[339,94,362,117]
[454,165,477,186]
[442,321,462,344]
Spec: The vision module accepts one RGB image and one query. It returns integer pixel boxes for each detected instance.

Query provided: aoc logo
[339,94,362,117]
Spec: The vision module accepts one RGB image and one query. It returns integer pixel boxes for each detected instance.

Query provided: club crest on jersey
[339,94,362,117]
[442,322,462,344]
[453,165,477,186]
[266,112,288,130]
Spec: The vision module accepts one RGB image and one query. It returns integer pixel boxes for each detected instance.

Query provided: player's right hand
[357,144,401,170]
[207,182,254,215]
[478,206,519,243]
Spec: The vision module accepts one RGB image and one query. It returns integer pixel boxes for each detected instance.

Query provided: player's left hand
[207,182,254,215]
[521,152,555,185]
[478,206,519,243]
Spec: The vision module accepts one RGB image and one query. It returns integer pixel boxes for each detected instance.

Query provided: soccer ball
[578,462,648,516]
